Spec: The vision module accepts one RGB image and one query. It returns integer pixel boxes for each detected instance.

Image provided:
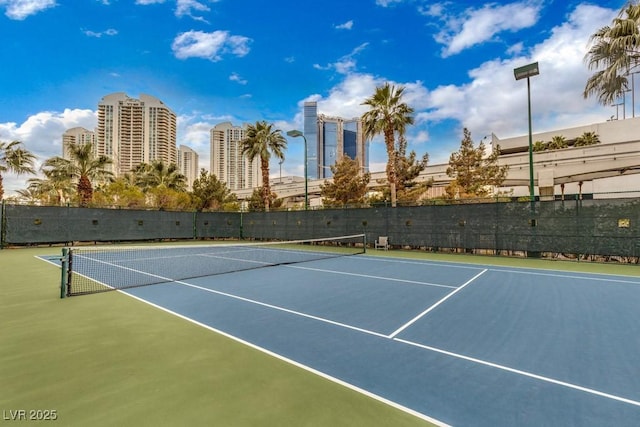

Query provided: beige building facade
[96,93,177,176]
[210,122,261,190]
[177,144,199,190]
[62,127,96,160]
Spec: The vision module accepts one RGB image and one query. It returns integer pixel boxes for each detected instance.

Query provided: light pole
[514,62,540,208]
[286,129,308,210]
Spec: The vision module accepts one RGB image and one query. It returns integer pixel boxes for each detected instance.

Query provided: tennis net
[61,234,366,297]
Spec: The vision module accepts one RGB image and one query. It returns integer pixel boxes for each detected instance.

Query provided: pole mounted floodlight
[513,62,539,81]
[514,61,539,213]
[286,130,308,210]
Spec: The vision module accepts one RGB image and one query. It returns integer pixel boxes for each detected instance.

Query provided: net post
[362,233,367,254]
[60,248,69,299]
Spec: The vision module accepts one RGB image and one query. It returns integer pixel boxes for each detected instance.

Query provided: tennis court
[56,240,640,426]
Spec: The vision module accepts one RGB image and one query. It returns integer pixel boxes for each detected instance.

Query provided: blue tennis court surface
[87,254,640,425]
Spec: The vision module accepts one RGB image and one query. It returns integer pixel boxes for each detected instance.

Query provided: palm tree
[548,135,568,150]
[584,2,640,106]
[0,140,36,200]
[134,160,186,192]
[361,83,415,207]
[574,131,601,147]
[241,121,287,211]
[42,142,113,207]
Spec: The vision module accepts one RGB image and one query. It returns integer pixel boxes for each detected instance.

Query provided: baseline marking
[395,338,640,408]
[388,269,487,338]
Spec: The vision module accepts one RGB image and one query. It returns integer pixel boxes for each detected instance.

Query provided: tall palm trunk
[384,128,397,207]
[78,175,93,207]
[0,174,4,200]
[261,158,271,212]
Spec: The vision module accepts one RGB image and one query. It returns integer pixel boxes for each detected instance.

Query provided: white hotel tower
[96,93,177,176]
[210,122,261,190]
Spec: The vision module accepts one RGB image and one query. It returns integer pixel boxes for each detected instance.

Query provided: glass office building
[303,101,368,179]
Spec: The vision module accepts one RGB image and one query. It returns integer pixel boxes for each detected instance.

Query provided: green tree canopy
[584,2,640,105]
[246,187,282,211]
[445,128,508,199]
[320,155,371,207]
[241,121,287,211]
[191,169,238,211]
[394,135,431,203]
[41,142,113,207]
[361,83,414,207]
[134,160,186,192]
[0,140,36,200]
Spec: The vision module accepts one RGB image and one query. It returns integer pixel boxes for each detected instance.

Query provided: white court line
[490,268,640,285]
[286,265,457,289]
[394,337,640,408]
[174,280,391,339]
[388,269,488,338]
[54,255,640,411]
[118,291,450,427]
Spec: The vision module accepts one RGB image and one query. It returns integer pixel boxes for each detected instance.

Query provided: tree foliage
[584,2,640,105]
[394,135,431,203]
[445,128,508,199]
[574,131,601,147]
[241,121,287,211]
[41,142,113,207]
[361,83,414,207]
[320,155,371,207]
[246,187,282,211]
[191,169,238,211]
[134,160,186,192]
[0,140,36,200]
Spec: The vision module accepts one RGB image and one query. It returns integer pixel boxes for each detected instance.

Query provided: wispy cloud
[335,20,354,30]
[434,1,543,57]
[375,0,403,7]
[314,42,369,75]
[172,30,251,61]
[82,28,118,38]
[135,0,217,22]
[175,0,213,22]
[0,0,56,20]
[229,72,247,85]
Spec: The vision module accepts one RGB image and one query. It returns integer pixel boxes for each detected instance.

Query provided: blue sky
[0,0,630,195]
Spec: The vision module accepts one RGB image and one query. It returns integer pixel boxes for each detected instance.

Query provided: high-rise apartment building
[210,122,261,190]
[303,101,368,179]
[177,145,199,190]
[62,127,96,159]
[96,93,177,176]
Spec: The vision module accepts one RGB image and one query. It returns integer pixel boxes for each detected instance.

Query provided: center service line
[388,269,488,339]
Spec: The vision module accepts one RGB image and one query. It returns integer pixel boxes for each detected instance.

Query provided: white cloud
[314,42,369,75]
[335,20,354,30]
[300,3,619,167]
[175,0,212,21]
[135,0,217,22]
[172,30,251,61]
[229,72,247,85]
[82,28,118,38]
[0,0,56,20]
[422,4,617,143]
[375,0,403,7]
[435,1,542,57]
[0,109,97,194]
